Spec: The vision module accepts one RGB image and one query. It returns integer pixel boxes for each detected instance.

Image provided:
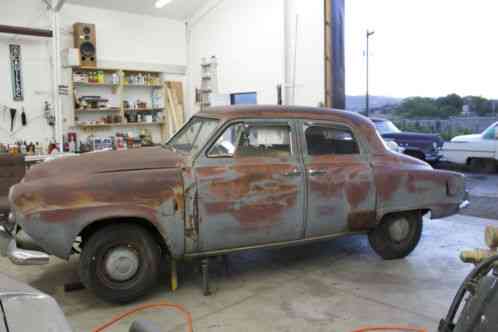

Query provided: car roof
[200,105,370,124]
[199,105,387,154]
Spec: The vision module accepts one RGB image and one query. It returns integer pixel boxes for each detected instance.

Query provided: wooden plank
[0,24,52,38]
[164,81,185,137]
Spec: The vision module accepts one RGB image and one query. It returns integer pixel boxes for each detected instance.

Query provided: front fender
[17,202,185,259]
[10,168,186,259]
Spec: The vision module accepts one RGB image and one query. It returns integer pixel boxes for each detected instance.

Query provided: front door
[194,119,305,252]
[301,121,376,237]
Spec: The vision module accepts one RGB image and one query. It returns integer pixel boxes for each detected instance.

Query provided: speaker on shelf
[73,22,97,67]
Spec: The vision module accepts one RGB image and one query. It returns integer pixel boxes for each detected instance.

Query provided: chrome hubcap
[388,218,411,242]
[104,246,139,282]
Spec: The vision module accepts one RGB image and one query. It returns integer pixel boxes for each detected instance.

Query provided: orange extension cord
[352,327,427,332]
[91,302,193,332]
[90,301,427,332]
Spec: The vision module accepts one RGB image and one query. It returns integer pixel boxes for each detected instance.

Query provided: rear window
[305,125,359,156]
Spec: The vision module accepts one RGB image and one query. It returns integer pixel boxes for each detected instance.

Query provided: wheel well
[79,218,169,255]
[379,209,427,223]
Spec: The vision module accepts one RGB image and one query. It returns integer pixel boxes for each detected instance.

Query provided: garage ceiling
[65,0,205,20]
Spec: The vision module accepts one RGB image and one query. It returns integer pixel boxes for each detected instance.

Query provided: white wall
[186,0,324,117]
[59,4,187,143]
[0,0,55,146]
[0,1,187,146]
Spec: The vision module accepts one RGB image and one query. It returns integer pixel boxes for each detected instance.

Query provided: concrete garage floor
[1,214,497,332]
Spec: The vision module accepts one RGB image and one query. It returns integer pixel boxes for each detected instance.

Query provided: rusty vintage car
[0,106,468,303]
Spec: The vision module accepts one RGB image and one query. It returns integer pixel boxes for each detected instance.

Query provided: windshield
[374,120,401,134]
[482,122,498,140]
[165,117,220,154]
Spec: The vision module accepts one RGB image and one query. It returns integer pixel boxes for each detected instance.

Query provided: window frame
[202,118,298,160]
[300,120,366,158]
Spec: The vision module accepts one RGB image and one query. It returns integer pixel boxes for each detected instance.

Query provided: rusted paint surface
[7,105,467,262]
[304,155,376,236]
[194,158,304,251]
[10,147,187,258]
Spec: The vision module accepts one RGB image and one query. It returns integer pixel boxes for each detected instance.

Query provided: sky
[346,0,498,99]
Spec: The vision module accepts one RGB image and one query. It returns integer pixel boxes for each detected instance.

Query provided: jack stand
[222,255,231,276]
[201,258,211,296]
[171,259,178,292]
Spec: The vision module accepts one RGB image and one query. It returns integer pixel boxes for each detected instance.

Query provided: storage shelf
[76,121,166,128]
[123,84,163,88]
[73,82,119,87]
[124,108,164,112]
[75,108,121,112]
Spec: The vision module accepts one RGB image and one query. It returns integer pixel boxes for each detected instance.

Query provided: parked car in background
[442,122,498,173]
[1,106,467,303]
[371,117,444,162]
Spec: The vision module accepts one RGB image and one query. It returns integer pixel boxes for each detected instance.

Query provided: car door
[193,119,305,252]
[300,121,376,237]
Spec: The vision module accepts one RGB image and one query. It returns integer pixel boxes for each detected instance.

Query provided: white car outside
[442,122,498,172]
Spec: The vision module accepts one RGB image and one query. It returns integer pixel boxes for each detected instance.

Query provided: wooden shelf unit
[71,66,167,142]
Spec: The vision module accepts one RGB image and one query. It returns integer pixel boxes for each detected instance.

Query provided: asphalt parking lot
[435,162,498,220]
[1,214,497,331]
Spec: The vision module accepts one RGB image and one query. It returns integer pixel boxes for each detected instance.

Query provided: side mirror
[129,319,162,332]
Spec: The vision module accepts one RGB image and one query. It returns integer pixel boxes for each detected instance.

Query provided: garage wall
[59,4,187,68]
[0,1,187,146]
[186,0,324,118]
[59,4,187,142]
[0,0,55,146]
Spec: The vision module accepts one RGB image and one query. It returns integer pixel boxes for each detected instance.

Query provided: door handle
[308,169,327,176]
[284,169,302,177]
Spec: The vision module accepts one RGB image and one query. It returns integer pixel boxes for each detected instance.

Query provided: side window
[208,122,292,158]
[208,123,244,157]
[305,125,359,156]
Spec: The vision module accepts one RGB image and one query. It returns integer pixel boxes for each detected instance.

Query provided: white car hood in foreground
[451,134,483,143]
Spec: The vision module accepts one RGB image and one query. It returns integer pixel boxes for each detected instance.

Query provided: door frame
[295,119,374,237]
[190,117,307,252]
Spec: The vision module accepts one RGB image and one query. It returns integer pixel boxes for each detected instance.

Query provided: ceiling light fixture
[155,0,172,8]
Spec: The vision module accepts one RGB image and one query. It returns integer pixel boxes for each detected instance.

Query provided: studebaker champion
[1,106,468,303]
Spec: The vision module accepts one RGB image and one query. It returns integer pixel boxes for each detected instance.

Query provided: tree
[436,94,463,114]
[395,97,440,118]
[465,96,492,116]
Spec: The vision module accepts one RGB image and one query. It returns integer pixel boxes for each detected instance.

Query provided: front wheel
[79,224,161,303]
[368,212,423,260]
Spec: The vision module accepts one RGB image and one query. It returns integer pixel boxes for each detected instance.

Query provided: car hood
[0,273,72,332]
[382,132,444,147]
[450,134,482,143]
[382,132,441,141]
[24,146,186,181]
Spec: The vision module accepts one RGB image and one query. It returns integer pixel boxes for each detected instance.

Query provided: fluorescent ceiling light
[155,0,172,8]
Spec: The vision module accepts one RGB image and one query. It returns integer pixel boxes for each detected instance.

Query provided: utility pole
[366,30,375,117]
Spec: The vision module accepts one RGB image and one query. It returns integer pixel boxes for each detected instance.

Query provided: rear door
[300,121,376,237]
[193,119,306,252]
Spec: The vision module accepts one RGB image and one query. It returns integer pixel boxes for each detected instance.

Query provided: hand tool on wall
[9,108,17,132]
[21,107,27,126]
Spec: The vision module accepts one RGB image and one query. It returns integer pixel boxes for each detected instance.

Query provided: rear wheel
[79,224,161,303]
[368,212,423,260]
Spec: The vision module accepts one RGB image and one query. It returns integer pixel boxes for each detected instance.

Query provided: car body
[0,106,468,302]
[371,117,444,162]
[0,272,72,332]
[442,122,498,173]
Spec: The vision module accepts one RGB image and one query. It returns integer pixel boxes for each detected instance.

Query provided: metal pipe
[365,30,375,117]
[0,24,52,38]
